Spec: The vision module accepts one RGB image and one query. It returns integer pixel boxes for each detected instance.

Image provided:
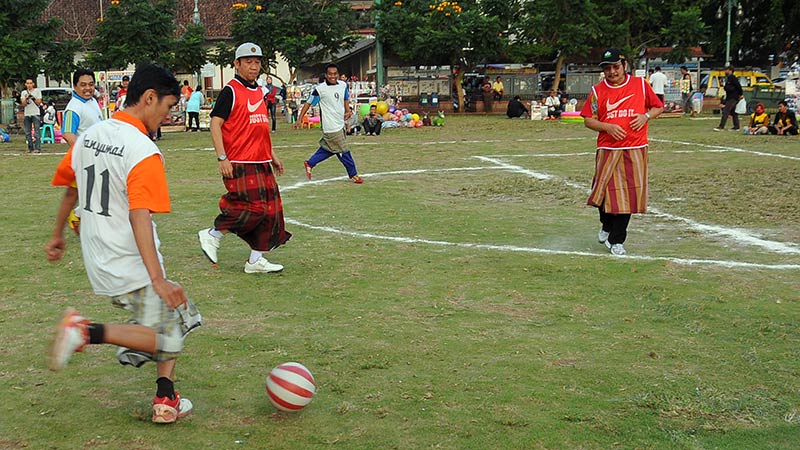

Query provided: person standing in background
[21,78,43,153]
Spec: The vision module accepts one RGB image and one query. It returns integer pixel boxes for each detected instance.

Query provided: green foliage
[377,0,505,67]
[269,0,357,81]
[87,0,207,73]
[220,0,357,80]
[220,1,280,71]
[172,23,208,75]
[0,0,65,95]
[42,39,82,86]
[660,7,709,64]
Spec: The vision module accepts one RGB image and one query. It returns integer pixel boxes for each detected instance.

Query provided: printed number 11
[83,165,111,217]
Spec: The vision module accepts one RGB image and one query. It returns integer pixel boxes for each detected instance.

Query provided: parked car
[38,87,73,112]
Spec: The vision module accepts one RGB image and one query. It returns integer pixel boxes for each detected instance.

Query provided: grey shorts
[110,284,202,365]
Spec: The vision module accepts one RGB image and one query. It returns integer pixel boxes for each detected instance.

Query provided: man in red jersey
[580,48,663,256]
[197,42,291,273]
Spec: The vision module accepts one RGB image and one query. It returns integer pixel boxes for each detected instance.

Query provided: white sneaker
[48,308,89,371]
[609,243,627,256]
[598,229,610,243]
[198,228,220,264]
[244,257,284,273]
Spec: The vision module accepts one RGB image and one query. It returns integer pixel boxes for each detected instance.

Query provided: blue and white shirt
[63,92,103,136]
[306,80,349,133]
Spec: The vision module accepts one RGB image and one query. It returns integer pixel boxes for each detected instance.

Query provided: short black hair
[778,100,788,107]
[655,66,661,71]
[124,64,180,107]
[680,66,688,71]
[72,68,95,85]
[324,63,338,72]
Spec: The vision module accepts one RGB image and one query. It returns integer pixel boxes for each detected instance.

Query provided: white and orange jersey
[581,75,663,150]
[53,111,171,296]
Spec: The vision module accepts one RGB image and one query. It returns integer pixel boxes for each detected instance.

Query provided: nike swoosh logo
[247,98,264,113]
[606,94,634,111]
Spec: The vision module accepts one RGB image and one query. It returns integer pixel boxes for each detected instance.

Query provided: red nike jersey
[221,78,272,162]
[580,75,663,149]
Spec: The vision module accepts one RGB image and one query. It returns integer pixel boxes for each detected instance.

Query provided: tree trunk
[553,54,565,95]
[454,68,465,113]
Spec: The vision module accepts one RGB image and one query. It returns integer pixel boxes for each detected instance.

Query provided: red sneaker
[351,175,364,184]
[303,161,313,180]
[152,392,193,424]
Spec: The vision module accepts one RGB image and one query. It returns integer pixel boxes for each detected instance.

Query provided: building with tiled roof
[43,0,236,43]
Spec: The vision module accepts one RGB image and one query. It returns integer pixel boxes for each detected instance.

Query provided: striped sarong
[587,146,648,214]
[215,162,292,251]
[319,129,349,153]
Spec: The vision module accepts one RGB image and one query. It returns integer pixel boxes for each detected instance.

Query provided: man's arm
[209,116,233,178]
[129,209,186,309]
[293,102,311,128]
[45,187,79,261]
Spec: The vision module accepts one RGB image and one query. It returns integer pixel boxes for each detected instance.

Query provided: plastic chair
[41,123,55,144]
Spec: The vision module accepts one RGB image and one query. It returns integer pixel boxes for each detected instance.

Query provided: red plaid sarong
[215,162,291,251]
[587,147,648,214]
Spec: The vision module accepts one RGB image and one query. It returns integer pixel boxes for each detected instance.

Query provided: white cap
[235,42,263,60]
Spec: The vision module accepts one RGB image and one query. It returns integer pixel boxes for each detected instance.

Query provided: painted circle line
[282,167,800,270]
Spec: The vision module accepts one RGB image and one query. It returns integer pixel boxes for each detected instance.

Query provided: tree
[0,0,73,97]
[269,0,357,83]
[43,40,83,86]
[513,0,611,93]
[86,0,207,73]
[215,0,357,83]
[376,0,507,111]
[172,23,209,76]
[212,2,279,72]
[659,7,709,64]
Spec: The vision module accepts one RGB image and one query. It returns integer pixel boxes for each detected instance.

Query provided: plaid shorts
[110,284,202,363]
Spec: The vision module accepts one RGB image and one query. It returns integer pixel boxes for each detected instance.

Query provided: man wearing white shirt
[294,63,364,184]
[648,66,668,103]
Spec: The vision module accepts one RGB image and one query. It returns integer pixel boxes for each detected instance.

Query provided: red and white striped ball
[266,362,316,412]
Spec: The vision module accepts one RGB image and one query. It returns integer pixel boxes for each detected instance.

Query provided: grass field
[0,114,798,449]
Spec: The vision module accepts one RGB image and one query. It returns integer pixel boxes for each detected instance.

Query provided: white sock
[209,229,224,239]
[248,250,263,264]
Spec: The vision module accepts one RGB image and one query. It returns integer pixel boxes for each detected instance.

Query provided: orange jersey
[581,75,663,149]
[221,78,273,163]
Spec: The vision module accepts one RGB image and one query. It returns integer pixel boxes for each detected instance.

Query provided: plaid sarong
[215,162,292,251]
[319,129,349,153]
[587,147,648,214]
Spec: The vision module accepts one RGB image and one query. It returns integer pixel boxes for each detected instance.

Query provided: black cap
[599,48,626,66]
[122,75,130,81]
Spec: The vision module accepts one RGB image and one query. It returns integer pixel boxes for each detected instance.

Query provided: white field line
[284,217,800,270]
[652,139,800,161]
[282,169,800,270]
[476,155,800,255]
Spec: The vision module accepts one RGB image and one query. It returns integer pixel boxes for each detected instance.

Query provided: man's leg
[336,151,358,178]
[307,147,335,168]
[24,116,33,151]
[607,213,631,245]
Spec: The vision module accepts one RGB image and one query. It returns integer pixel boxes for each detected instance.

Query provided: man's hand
[152,278,187,310]
[219,159,233,178]
[630,114,649,131]
[271,155,285,176]
[605,123,627,140]
[45,236,66,261]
